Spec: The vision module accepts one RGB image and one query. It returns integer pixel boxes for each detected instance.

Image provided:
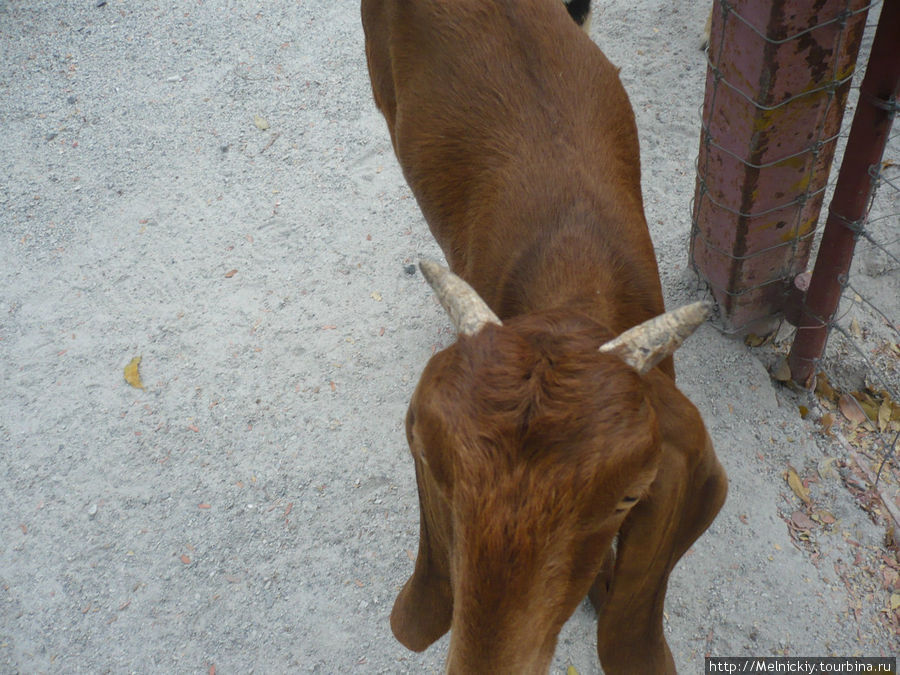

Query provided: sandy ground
[1,1,897,673]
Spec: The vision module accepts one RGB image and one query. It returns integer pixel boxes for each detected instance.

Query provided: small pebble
[403,264,417,276]
[87,504,98,518]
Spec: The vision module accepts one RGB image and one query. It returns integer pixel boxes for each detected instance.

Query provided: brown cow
[361,0,728,672]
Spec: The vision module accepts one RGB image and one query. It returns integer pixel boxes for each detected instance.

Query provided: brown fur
[361,1,728,672]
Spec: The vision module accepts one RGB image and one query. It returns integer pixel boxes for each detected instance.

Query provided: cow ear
[390,458,453,650]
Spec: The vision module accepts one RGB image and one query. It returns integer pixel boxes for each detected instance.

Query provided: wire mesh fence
[786,0,899,386]
[692,0,900,521]
[781,0,899,516]
[800,121,900,518]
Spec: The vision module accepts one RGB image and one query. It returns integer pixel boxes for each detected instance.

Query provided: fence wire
[691,0,879,335]
[818,126,900,486]
[694,2,899,495]
[785,0,899,490]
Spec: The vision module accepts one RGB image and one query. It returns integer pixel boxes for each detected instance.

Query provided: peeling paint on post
[691,0,871,335]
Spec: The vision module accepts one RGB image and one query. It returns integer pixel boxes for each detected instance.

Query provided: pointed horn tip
[416,258,502,335]
[597,298,715,372]
[665,299,715,342]
[418,257,439,274]
[684,298,715,324]
[418,258,440,283]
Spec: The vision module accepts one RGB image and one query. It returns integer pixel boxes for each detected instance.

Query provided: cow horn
[598,300,712,374]
[419,259,502,336]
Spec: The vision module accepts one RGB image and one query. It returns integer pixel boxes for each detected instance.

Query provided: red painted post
[787,0,900,387]
[691,0,871,336]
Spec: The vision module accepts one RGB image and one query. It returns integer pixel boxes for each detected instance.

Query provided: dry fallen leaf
[878,400,892,432]
[786,467,811,505]
[817,457,838,480]
[791,510,816,530]
[819,412,834,435]
[745,333,767,347]
[224,269,237,278]
[892,593,900,611]
[124,355,144,390]
[839,394,867,425]
[849,318,862,339]
[815,371,836,402]
[253,114,270,131]
[772,360,792,382]
[852,391,881,422]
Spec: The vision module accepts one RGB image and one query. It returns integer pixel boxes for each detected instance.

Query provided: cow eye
[614,496,639,513]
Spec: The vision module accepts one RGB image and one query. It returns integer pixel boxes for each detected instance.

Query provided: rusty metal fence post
[787,0,900,387]
[691,0,872,336]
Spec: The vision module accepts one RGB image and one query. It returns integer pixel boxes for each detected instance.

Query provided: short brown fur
[361,1,728,672]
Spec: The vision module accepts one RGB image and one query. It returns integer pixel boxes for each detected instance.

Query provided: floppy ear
[390,404,455,650]
[592,375,727,674]
[390,456,454,650]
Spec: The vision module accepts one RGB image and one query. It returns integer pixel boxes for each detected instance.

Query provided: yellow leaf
[859,398,880,423]
[891,593,900,611]
[253,114,270,131]
[124,356,144,390]
[815,372,836,402]
[786,467,810,505]
[878,400,891,432]
[567,667,580,675]
[817,457,837,480]
[745,333,766,347]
